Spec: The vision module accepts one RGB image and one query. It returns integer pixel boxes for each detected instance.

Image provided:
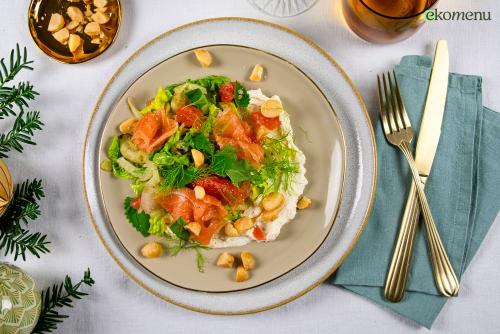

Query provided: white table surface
[2,0,499,333]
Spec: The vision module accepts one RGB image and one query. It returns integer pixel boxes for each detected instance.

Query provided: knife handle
[384,179,421,302]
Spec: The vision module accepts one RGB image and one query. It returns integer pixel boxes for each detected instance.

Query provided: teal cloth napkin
[330,55,500,328]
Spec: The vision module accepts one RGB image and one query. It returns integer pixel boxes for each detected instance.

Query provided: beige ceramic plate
[84,18,376,314]
[98,45,346,292]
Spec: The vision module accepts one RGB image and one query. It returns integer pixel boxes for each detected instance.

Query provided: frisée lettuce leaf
[140,86,172,115]
[148,211,166,237]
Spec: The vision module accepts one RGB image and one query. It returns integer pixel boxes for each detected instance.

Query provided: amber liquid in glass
[342,0,433,44]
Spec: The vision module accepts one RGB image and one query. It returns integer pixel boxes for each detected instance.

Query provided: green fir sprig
[0,44,42,157]
[0,179,49,260]
[0,111,43,158]
[32,269,95,333]
[0,43,48,260]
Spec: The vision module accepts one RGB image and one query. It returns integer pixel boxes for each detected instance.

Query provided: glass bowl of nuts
[28,0,121,64]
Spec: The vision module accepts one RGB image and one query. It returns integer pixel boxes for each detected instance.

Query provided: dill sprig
[164,235,209,272]
[259,133,300,194]
[32,269,95,334]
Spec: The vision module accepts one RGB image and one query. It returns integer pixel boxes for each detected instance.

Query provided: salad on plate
[102,75,308,268]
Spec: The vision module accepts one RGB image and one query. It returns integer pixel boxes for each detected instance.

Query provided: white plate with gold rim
[83,17,376,314]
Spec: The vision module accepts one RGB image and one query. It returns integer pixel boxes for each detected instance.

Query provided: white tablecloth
[3,0,499,333]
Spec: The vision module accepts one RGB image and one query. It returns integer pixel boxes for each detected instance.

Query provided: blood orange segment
[250,111,280,130]
[218,82,235,103]
[191,176,249,205]
[176,106,203,129]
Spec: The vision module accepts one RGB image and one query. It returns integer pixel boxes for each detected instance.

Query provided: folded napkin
[330,55,500,328]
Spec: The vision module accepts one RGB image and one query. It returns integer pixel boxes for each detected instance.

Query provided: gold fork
[377,71,459,300]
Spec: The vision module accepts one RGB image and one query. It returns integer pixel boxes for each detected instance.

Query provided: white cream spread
[209,89,308,248]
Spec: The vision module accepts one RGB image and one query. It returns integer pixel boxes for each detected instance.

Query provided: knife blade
[384,40,450,302]
[414,40,449,175]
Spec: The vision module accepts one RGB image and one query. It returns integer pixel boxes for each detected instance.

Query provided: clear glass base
[249,0,318,17]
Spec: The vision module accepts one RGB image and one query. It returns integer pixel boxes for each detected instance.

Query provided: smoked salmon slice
[132,109,178,153]
[192,219,227,246]
[213,107,264,167]
[156,188,228,245]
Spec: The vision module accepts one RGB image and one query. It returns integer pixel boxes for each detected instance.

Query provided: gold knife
[384,40,459,302]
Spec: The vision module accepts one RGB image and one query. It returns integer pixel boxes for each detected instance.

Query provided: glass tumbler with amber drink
[342,0,437,44]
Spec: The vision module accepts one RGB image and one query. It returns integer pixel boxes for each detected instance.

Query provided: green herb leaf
[196,247,205,273]
[124,197,150,237]
[191,75,231,91]
[183,132,214,156]
[192,133,214,155]
[170,217,189,241]
[234,81,250,108]
[211,145,237,176]
[159,165,199,190]
[153,152,189,166]
[226,159,259,184]
[178,167,198,187]
[186,88,210,110]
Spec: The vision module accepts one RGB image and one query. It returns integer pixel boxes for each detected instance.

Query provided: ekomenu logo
[425,9,492,21]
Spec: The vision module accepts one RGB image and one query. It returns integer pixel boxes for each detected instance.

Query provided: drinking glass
[249,0,318,17]
[342,0,438,44]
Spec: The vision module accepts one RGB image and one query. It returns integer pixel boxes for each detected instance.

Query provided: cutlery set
[378,40,460,302]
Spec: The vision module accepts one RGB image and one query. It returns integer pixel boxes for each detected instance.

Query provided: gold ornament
[0,160,13,218]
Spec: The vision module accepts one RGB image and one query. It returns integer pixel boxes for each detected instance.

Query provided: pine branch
[0,228,49,260]
[33,269,95,334]
[0,178,44,229]
[0,111,43,158]
[0,81,39,119]
[0,44,34,87]
[0,179,49,260]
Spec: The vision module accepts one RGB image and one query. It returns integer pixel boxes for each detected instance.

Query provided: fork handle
[400,143,460,297]
[384,179,422,302]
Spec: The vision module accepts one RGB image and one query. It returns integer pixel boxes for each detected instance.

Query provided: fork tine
[382,73,397,133]
[377,75,391,136]
[393,70,412,129]
[388,72,405,132]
